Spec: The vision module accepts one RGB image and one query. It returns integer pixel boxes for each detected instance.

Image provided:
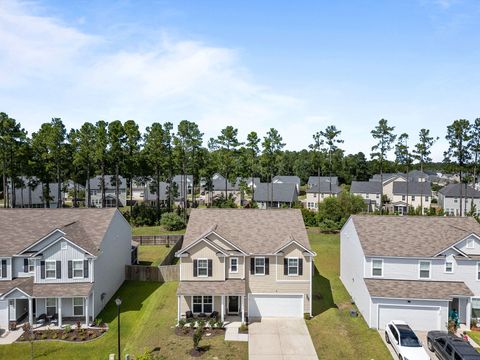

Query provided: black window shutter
[24,258,28,273]
[250,258,255,274]
[299,259,303,276]
[68,261,73,278]
[41,261,45,279]
[56,261,62,279]
[84,260,89,278]
[193,259,198,277]
[284,258,288,275]
[208,260,212,277]
[265,258,269,275]
[1,259,7,278]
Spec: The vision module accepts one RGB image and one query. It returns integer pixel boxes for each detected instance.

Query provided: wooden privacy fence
[125,264,179,282]
[132,234,183,246]
[160,237,183,266]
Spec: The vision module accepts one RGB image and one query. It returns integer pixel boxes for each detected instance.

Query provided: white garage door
[248,294,304,318]
[378,305,441,331]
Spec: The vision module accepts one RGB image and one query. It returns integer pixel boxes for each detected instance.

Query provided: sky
[1,0,480,161]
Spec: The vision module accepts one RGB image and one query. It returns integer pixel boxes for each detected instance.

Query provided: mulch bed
[175,327,224,338]
[18,327,107,342]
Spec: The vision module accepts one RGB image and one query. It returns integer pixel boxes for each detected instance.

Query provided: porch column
[85,296,89,326]
[28,297,33,325]
[241,296,245,323]
[467,298,472,330]
[58,298,62,328]
[221,296,224,322]
[177,296,181,322]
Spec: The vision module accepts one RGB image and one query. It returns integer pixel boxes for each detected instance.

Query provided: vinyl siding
[276,244,311,281]
[180,242,225,281]
[226,256,245,279]
[12,257,35,278]
[0,257,12,280]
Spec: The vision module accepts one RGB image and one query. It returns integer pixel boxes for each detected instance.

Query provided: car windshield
[400,333,421,347]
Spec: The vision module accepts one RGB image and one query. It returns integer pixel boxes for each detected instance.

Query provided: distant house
[208,174,260,205]
[407,170,429,182]
[391,181,432,214]
[272,176,301,192]
[253,183,298,209]
[438,183,480,216]
[370,173,406,201]
[8,177,65,208]
[350,181,382,212]
[307,176,338,188]
[87,175,127,208]
[305,181,341,211]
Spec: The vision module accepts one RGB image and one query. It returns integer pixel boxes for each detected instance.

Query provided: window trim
[61,241,68,250]
[467,238,475,249]
[197,258,208,278]
[254,257,265,276]
[445,261,454,274]
[371,259,383,278]
[418,260,431,279]
[72,297,84,316]
[192,295,213,314]
[46,298,57,316]
[28,259,35,273]
[287,257,299,276]
[72,259,84,279]
[230,257,238,273]
[45,260,57,279]
[477,262,480,281]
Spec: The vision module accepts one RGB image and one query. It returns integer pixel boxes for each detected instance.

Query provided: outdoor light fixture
[115,298,122,360]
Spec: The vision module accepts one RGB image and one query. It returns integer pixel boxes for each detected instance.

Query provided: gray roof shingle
[306,182,341,194]
[350,181,381,194]
[392,181,432,196]
[272,176,301,187]
[88,175,126,190]
[439,183,480,198]
[182,208,310,254]
[177,279,245,296]
[253,183,298,203]
[307,176,338,187]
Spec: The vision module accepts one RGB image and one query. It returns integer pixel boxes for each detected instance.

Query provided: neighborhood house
[175,208,315,323]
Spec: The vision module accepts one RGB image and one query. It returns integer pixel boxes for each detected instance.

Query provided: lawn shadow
[138,261,153,266]
[99,280,164,324]
[312,264,336,316]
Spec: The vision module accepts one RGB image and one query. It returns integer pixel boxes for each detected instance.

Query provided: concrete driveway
[379,330,436,359]
[248,318,318,360]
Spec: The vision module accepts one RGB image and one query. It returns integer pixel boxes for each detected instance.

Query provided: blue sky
[1,0,479,160]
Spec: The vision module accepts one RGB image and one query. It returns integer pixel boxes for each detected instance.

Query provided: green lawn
[0,281,247,359]
[307,231,391,359]
[138,245,172,266]
[132,226,186,236]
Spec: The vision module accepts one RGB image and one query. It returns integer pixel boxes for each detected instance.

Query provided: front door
[228,296,239,314]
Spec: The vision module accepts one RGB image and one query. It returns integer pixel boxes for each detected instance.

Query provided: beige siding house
[175,209,315,323]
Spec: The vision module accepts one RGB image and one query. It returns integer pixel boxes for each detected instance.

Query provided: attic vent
[61,241,67,250]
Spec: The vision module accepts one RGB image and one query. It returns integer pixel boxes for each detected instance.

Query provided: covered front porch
[176,279,246,323]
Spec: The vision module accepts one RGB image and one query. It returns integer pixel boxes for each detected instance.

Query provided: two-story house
[175,209,315,323]
[391,181,432,214]
[438,183,480,216]
[272,176,301,192]
[87,175,127,208]
[253,183,298,209]
[340,215,480,331]
[305,181,341,211]
[350,181,382,212]
[0,208,131,330]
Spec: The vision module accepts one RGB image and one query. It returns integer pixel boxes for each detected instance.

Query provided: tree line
[1,112,479,214]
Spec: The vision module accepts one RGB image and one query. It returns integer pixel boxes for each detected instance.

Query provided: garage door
[248,294,304,318]
[378,305,441,331]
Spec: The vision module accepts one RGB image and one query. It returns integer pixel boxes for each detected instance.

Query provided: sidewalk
[0,328,23,345]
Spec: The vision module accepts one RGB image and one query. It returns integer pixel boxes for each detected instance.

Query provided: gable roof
[392,181,432,196]
[272,176,301,186]
[253,183,298,203]
[88,175,126,190]
[350,215,480,257]
[182,209,310,254]
[306,182,341,194]
[439,183,480,198]
[307,176,338,187]
[350,181,381,194]
[370,173,405,183]
[0,208,118,256]
[407,170,430,182]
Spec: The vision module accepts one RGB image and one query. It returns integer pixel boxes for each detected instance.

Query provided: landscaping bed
[18,327,107,342]
[175,327,224,338]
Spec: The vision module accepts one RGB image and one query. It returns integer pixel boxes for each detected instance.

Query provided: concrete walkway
[224,321,248,342]
[248,318,317,360]
[0,328,23,345]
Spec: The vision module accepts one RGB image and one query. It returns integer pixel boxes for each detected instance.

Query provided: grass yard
[132,225,186,236]
[307,230,391,359]
[138,245,172,266]
[0,281,247,359]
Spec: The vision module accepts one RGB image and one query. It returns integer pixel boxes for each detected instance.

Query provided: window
[389,325,399,343]
[436,337,446,347]
[445,261,453,273]
[230,257,238,273]
[366,193,370,199]
[192,296,212,314]
[73,260,84,278]
[477,262,480,280]
[472,298,480,318]
[419,261,431,279]
[287,258,299,276]
[28,259,35,273]
[454,197,458,203]
[445,344,453,356]
[467,238,475,249]
[425,196,429,202]
[197,259,208,277]
[376,194,380,199]
[73,297,84,316]
[412,195,416,201]
[402,195,406,201]
[255,257,265,275]
[46,298,56,316]
[372,259,383,277]
[321,193,324,198]
[61,241,67,250]
[45,260,56,279]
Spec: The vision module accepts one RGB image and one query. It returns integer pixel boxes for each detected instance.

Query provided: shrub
[196,319,206,330]
[216,320,224,329]
[301,208,317,227]
[160,212,186,231]
[64,324,72,333]
[193,328,203,350]
[94,318,102,327]
[128,203,161,226]
[208,318,216,328]
[212,193,237,208]
[239,323,248,332]
[178,319,186,328]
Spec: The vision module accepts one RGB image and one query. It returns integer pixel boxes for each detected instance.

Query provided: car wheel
[427,339,434,352]
[385,332,390,344]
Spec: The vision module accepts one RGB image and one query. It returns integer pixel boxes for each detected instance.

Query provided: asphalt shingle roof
[272,176,301,186]
[88,175,126,190]
[350,181,381,194]
[392,181,432,196]
[0,277,92,297]
[177,279,245,296]
[306,182,341,194]
[350,215,480,257]
[182,208,310,254]
[307,176,338,187]
[439,183,480,198]
[253,183,298,203]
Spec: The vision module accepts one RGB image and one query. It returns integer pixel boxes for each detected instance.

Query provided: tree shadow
[311,265,336,316]
[99,280,163,323]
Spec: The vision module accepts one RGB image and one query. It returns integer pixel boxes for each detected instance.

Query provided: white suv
[385,320,430,360]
